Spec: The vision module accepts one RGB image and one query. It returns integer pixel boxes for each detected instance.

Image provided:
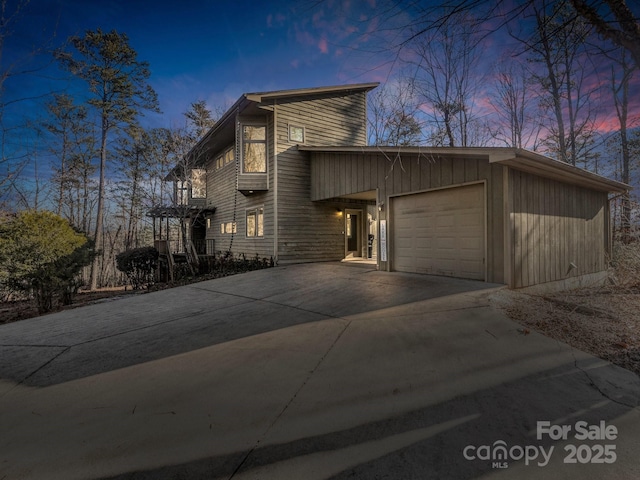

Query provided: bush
[116,246,159,290]
[0,210,95,313]
[610,242,640,291]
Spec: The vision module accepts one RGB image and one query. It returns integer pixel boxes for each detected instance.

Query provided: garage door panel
[392,184,485,280]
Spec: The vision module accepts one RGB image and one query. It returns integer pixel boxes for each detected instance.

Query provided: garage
[391,183,485,280]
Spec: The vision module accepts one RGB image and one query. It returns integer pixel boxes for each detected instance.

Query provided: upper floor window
[176,180,188,205]
[225,148,235,165]
[289,125,304,143]
[191,169,206,198]
[242,125,266,173]
[215,146,235,170]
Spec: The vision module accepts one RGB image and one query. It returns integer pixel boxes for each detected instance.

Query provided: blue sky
[4,0,640,153]
[10,0,396,127]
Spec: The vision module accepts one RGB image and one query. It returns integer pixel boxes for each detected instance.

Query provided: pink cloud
[318,37,329,54]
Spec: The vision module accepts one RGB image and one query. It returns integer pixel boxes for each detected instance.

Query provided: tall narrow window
[242,125,266,173]
[225,147,235,165]
[246,207,264,237]
[176,180,188,205]
[190,169,206,198]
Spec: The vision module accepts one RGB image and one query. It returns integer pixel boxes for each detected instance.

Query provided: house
[165,83,628,291]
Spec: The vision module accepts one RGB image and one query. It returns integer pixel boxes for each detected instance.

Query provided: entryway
[345,209,363,258]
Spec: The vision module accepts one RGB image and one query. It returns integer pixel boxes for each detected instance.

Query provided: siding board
[509,170,607,288]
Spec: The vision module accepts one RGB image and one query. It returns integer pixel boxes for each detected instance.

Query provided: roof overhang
[299,146,630,194]
[244,82,379,103]
[492,148,630,194]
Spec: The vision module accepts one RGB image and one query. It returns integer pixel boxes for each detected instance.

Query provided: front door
[345,210,362,257]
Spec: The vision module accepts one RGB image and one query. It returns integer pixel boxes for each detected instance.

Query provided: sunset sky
[5,0,640,149]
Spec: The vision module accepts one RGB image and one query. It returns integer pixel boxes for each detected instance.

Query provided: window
[242,125,266,173]
[225,148,235,165]
[246,207,264,237]
[176,180,188,205]
[215,146,234,170]
[220,222,236,234]
[190,169,206,198]
[289,125,304,143]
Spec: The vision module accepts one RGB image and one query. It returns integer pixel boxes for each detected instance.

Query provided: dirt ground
[0,287,142,325]
[492,286,640,377]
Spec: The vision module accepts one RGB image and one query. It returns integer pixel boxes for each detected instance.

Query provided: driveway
[0,263,639,479]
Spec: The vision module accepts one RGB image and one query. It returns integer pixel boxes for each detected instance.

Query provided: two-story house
[167,83,628,291]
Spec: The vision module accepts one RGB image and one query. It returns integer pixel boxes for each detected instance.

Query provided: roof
[244,83,379,103]
[298,146,630,194]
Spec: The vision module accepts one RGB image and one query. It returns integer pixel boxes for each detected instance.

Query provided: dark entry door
[347,213,359,253]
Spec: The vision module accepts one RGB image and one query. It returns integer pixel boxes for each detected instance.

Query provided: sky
[4,0,640,170]
[10,0,401,128]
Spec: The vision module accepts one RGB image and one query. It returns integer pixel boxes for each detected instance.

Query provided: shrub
[0,210,95,313]
[610,242,640,291]
[116,246,159,290]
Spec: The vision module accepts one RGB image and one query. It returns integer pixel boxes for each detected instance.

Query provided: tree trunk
[90,119,108,291]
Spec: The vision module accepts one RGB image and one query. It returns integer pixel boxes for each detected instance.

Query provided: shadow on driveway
[0,263,500,387]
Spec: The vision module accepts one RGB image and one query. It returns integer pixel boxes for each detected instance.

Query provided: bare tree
[113,126,152,250]
[42,94,97,227]
[409,10,484,147]
[489,60,543,149]
[607,47,637,241]
[373,0,640,69]
[520,1,599,166]
[0,0,60,207]
[368,78,422,146]
[570,0,640,68]
[57,29,160,290]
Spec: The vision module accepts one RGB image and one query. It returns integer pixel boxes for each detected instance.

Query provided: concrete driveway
[0,263,639,479]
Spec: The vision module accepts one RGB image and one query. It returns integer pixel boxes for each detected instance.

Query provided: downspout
[273,99,279,262]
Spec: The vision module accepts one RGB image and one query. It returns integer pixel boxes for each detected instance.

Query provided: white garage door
[392,184,485,280]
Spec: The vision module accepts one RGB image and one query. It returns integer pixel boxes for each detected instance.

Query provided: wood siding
[310,152,505,283]
[203,115,276,260]
[508,169,608,288]
[273,91,369,262]
[201,90,369,262]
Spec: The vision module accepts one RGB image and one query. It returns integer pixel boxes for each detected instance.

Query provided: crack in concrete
[570,349,637,409]
[228,317,352,479]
